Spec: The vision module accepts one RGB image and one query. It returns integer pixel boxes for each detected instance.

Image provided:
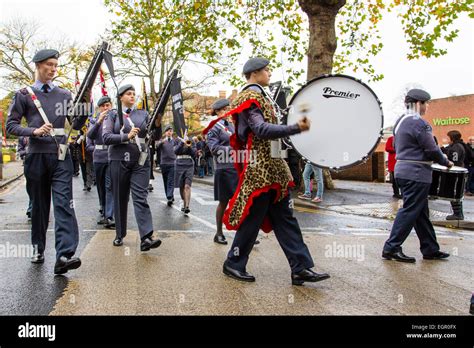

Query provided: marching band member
[6,49,89,274]
[174,132,196,216]
[203,57,329,285]
[102,84,161,251]
[87,96,115,228]
[207,98,237,245]
[156,125,178,207]
[383,89,453,262]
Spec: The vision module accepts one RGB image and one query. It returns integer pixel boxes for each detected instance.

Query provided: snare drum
[429,164,468,201]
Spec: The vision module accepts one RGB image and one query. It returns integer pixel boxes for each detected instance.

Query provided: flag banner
[170,77,186,138]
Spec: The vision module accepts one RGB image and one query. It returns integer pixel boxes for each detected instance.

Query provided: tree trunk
[298,0,345,190]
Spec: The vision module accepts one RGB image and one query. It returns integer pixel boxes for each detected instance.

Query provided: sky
[0,0,473,127]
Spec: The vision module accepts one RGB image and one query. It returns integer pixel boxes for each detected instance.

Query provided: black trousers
[384,178,440,256]
[226,190,314,273]
[24,153,79,260]
[94,162,114,219]
[390,171,400,196]
[80,158,94,188]
[110,159,153,239]
[160,164,175,200]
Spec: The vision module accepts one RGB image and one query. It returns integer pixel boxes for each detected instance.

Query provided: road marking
[352,232,388,236]
[301,227,325,231]
[192,193,217,206]
[339,228,387,232]
[157,229,208,233]
[160,200,217,230]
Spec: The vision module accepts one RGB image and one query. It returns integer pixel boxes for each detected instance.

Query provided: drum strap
[393,114,413,135]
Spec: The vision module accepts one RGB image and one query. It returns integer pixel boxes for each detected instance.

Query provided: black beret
[97,96,111,107]
[405,89,431,103]
[164,125,173,132]
[118,84,135,96]
[211,98,230,111]
[32,49,60,63]
[243,57,270,74]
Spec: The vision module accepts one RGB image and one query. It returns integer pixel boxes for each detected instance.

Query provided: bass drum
[286,74,384,170]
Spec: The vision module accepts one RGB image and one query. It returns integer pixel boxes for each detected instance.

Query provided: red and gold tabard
[203,89,294,233]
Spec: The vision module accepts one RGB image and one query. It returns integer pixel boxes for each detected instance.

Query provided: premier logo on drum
[322,87,361,100]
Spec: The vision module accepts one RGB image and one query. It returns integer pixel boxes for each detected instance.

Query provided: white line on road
[160,200,217,230]
[339,228,387,232]
[352,232,388,236]
[158,230,208,233]
[192,193,218,206]
[301,227,326,231]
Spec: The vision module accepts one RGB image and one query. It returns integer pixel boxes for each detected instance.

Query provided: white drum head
[287,75,383,169]
[432,163,468,173]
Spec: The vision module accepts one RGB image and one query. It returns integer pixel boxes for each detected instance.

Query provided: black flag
[170,77,186,138]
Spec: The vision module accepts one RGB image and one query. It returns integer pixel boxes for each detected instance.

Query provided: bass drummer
[383,88,453,263]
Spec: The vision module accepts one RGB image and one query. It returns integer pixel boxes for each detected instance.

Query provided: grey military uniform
[87,116,114,220]
[384,112,449,256]
[102,107,154,240]
[6,82,88,261]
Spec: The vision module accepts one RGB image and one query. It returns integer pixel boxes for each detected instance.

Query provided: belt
[122,137,146,144]
[397,159,433,165]
[177,155,193,160]
[52,128,66,136]
[95,145,108,150]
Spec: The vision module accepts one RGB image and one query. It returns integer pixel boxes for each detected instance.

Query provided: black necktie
[168,137,171,142]
[41,84,50,93]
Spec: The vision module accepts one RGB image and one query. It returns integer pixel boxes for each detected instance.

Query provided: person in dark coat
[441,130,466,220]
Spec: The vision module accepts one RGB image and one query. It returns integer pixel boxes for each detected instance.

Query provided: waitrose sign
[432,116,470,126]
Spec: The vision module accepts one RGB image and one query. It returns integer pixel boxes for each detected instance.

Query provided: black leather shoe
[104,218,115,229]
[223,263,255,282]
[113,237,123,246]
[214,234,227,245]
[97,216,107,225]
[184,207,190,215]
[423,251,450,260]
[140,237,162,252]
[382,250,416,263]
[446,214,464,221]
[291,268,330,286]
[148,184,154,192]
[54,256,81,275]
[167,199,173,207]
[31,252,44,264]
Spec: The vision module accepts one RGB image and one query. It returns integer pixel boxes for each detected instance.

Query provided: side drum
[429,164,468,201]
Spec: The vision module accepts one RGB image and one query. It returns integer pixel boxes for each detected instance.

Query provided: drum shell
[429,168,468,201]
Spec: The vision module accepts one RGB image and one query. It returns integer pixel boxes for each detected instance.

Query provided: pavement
[50,228,473,315]
[0,161,23,189]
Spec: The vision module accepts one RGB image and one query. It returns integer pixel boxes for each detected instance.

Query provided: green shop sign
[432,116,470,126]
